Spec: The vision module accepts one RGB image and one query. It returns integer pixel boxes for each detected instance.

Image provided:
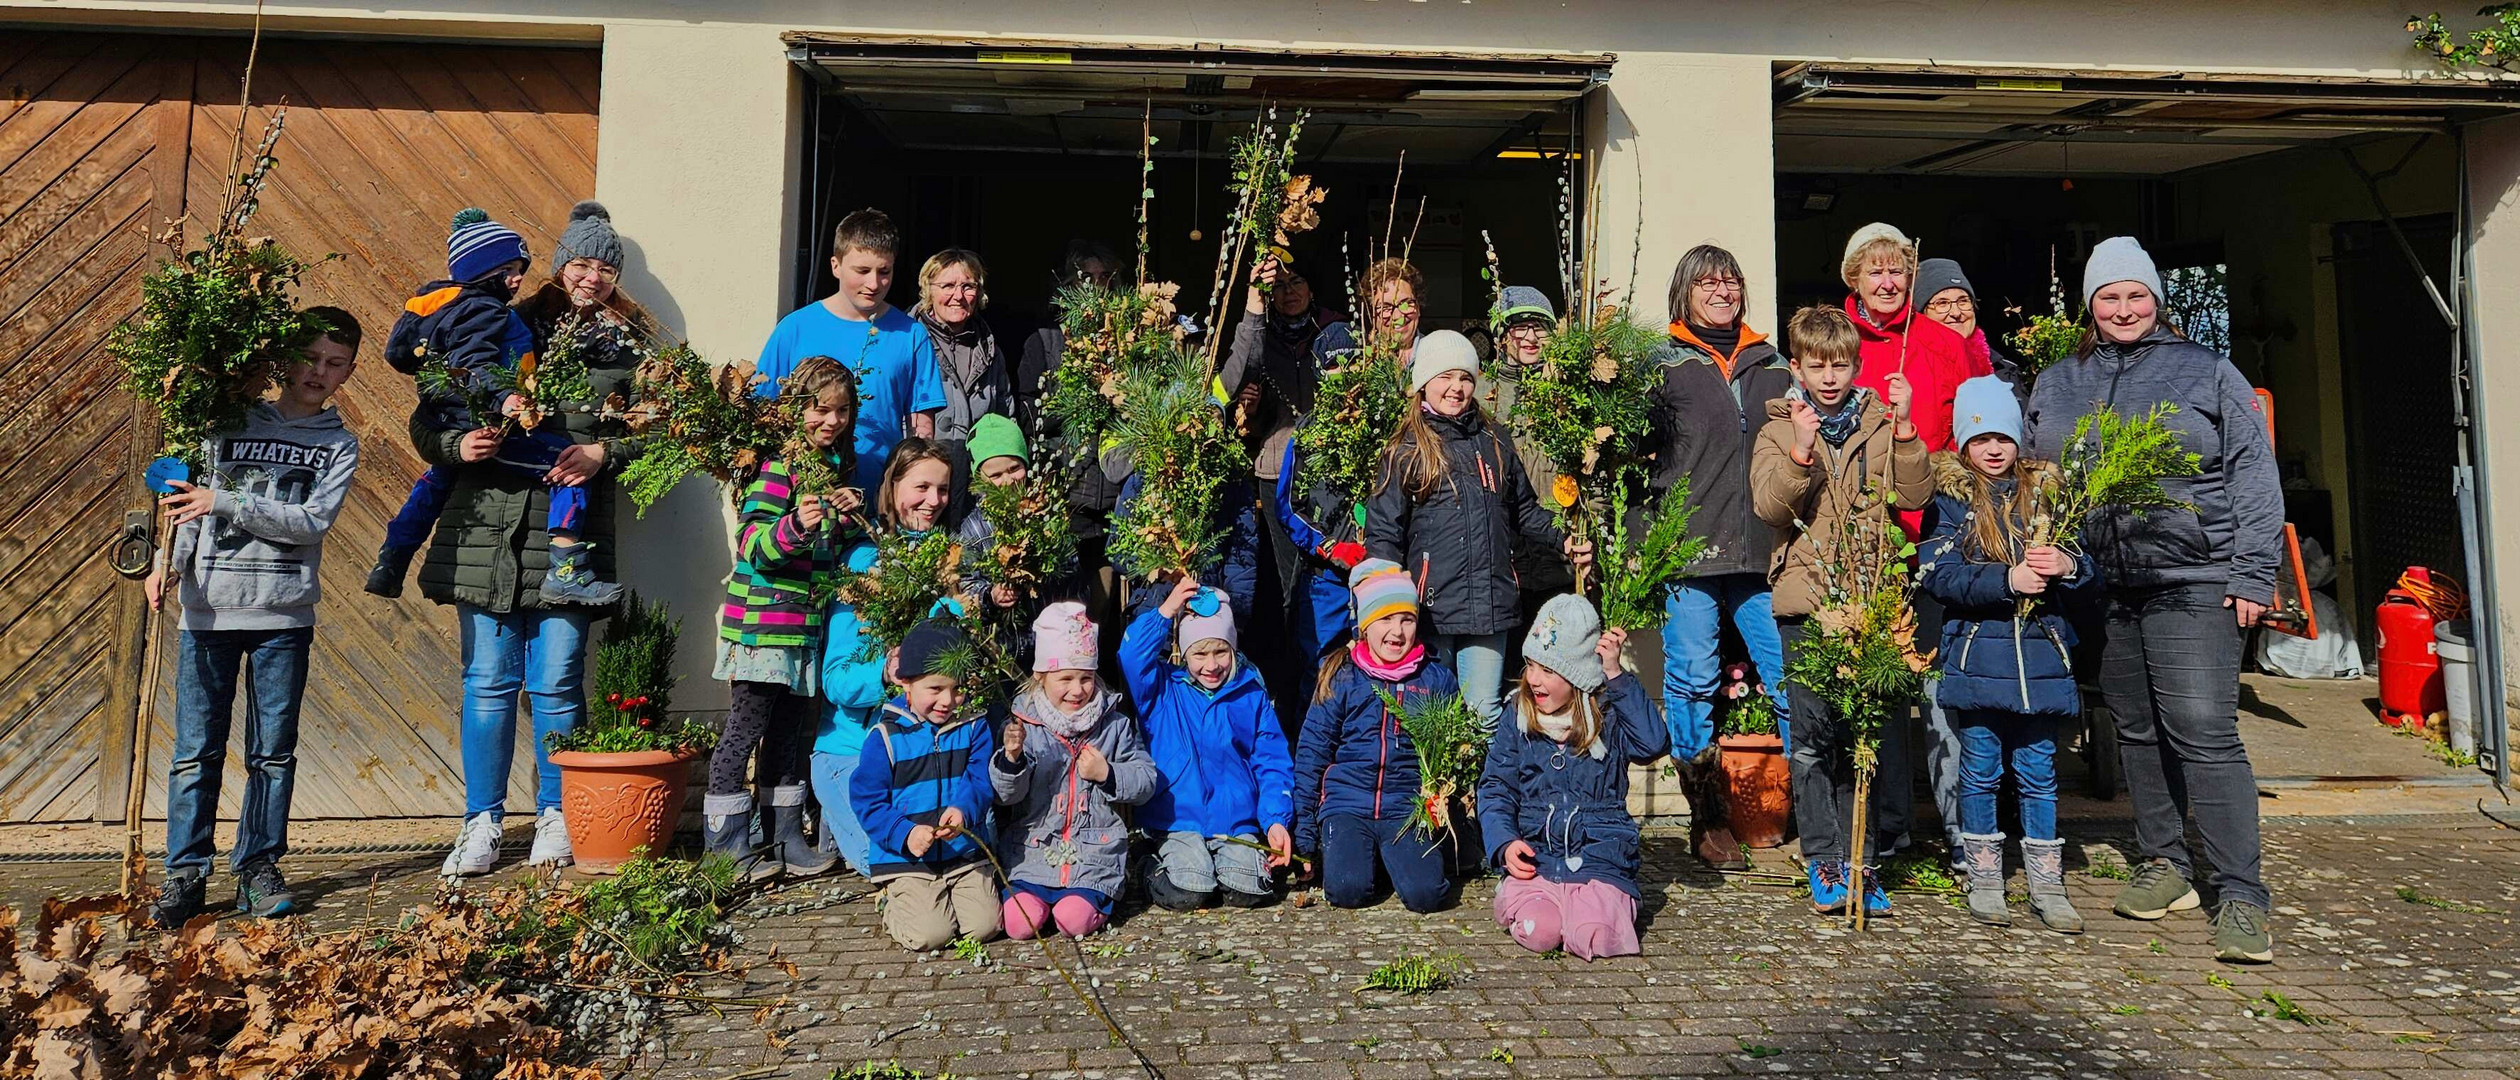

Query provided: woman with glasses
[1640,244,1793,870]
[913,249,1012,445]
[1916,258,2026,405]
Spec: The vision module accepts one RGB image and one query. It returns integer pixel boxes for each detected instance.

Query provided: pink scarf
[1350,639,1426,682]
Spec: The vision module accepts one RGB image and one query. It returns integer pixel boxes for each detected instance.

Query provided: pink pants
[1002,892,1107,939]
[1493,875,1640,959]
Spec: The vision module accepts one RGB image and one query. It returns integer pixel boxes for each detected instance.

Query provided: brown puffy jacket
[1748,392,1932,618]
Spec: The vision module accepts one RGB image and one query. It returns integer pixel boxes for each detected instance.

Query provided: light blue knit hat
[1951,375,2022,449]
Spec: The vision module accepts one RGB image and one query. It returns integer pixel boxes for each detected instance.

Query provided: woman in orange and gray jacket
[1750,305,1932,918]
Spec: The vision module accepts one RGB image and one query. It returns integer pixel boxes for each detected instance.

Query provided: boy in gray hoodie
[144,307,365,928]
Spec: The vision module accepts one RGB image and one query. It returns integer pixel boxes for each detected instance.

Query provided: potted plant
[548,594,715,872]
[1713,662,1792,849]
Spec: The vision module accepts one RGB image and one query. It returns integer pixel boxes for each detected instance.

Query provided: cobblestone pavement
[16,817,2513,1079]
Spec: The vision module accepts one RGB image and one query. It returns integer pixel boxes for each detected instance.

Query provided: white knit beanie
[2081,236,2165,309]
[1840,222,1914,284]
[1410,329,1481,392]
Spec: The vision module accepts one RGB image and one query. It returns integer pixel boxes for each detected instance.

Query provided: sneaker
[2213,900,2274,964]
[2110,858,2201,921]
[1859,865,1892,917]
[150,872,209,930]
[440,811,503,877]
[235,858,297,918]
[1807,859,1849,915]
[528,807,575,869]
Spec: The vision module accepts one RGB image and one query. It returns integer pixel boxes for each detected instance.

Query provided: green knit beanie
[968,413,1028,470]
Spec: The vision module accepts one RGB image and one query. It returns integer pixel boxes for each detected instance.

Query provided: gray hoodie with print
[166,402,361,630]
[990,685,1158,899]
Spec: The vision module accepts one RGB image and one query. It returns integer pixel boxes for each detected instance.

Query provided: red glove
[1326,541,1367,569]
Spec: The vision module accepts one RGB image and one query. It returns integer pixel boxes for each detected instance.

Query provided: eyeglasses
[1375,299,1420,315]
[1692,277,1743,293]
[563,258,620,283]
[1924,296,1976,315]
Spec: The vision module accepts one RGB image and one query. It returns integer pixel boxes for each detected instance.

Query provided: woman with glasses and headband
[1640,244,1793,871]
[1916,258,2026,406]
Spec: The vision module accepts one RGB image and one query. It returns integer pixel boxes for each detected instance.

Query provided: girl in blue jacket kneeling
[1293,559,1461,912]
[1920,376,2094,935]
[1479,595,1668,959]
[1125,578,1297,909]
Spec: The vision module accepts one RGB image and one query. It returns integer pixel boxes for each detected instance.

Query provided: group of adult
[407,201,2280,952]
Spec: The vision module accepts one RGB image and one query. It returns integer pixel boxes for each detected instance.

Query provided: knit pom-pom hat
[447,207,528,284]
[551,199,625,276]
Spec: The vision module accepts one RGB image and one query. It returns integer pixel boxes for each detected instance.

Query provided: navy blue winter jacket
[1917,460,2098,717]
[387,278,536,432]
[1475,673,1667,896]
[1290,655,1461,854]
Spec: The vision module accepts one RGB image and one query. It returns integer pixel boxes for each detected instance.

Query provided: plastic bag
[2256,590,2362,679]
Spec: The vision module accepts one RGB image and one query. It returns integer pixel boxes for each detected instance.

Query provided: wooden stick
[120,527,171,897]
[1381,151,1407,263]
[1136,99,1153,288]
[1848,765,1871,932]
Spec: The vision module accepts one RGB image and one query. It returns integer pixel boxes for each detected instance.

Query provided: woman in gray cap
[2024,236,2283,965]
[1915,257,2028,404]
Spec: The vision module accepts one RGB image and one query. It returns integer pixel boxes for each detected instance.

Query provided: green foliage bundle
[1292,338,1407,511]
[617,345,787,515]
[1108,350,1251,580]
[108,110,334,469]
[2410,8,2520,73]
[1205,106,1322,331]
[974,460,1080,598]
[836,530,966,658]
[1779,510,1934,774]
[2005,255,2082,376]
[1593,478,1711,631]
[1508,302,1663,520]
[414,356,518,432]
[523,307,598,417]
[483,853,742,1060]
[2030,402,2203,551]
[550,594,715,756]
[1359,953,1464,995]
[1377,688,1491,838]
[1044,280,1185,444]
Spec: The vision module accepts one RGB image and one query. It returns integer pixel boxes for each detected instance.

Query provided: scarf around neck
[1350,639,1426,682]
[1530,702,1609,760]
[1788,384,1873,448]
[1017,684,1113,740]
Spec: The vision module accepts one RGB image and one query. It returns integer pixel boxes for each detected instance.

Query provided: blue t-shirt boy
[755,303,944,492]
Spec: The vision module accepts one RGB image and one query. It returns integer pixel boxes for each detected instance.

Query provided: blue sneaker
[1807,858,1849,914]
[1861,865,1892,917]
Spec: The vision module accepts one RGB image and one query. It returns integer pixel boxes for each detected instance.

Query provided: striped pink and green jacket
[720,456,846,647]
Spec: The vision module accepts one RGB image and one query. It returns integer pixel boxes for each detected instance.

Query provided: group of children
[141,193,2097,958]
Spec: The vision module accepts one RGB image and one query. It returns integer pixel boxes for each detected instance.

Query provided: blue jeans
[1431,631,1509,727]
[457,605,590,816]
[165,627,312,877]
[2103,582,2269,909]
[808,748,872,875]
[1956,710,2059,841]
[382,431,585,551]
[1660,573,1788,759]
[1319,812,1452,912]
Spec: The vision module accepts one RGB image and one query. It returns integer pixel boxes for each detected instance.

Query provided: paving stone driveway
[8,819,2515,1078]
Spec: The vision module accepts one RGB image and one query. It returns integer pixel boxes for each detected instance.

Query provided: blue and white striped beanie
[446,207,528,284]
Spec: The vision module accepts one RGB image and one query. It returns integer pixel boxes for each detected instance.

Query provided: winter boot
[541,542,625,606]
[1960,832,2012,927]
[363,545,418,599]
[1681,746,1747,871]
[770,783,839,878]
[2022,838,2084,934]
[703,792,776,882]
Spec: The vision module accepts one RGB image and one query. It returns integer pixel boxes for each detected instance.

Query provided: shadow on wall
[612,234,732,717]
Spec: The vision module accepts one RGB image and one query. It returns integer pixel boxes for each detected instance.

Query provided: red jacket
[1842,295,1974,538]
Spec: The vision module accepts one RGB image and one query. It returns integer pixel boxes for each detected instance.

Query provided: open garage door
[782,33,1611,326]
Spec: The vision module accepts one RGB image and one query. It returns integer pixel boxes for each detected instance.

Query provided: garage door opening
[1772,62,2520,657]
[784,33,1611,340]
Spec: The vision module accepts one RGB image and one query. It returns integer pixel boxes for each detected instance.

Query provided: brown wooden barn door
[2,30,601,823]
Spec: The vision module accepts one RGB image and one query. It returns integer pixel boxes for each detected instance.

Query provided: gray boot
[2022,838,2084,934]
[769,783,839,878]
[703,792,776,882]
[1960,832,2012,927]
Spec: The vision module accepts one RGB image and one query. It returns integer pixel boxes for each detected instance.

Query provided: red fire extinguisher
[2376,570,2446,730]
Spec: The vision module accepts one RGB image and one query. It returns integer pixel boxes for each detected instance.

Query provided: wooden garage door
[0,30,600,822]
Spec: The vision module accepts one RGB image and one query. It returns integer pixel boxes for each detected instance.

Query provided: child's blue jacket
[1290,656,1460,855]
[1917,458,2099,718]
[1118,605,1293,840]
[1475,673,1667,896]
[849,699,997,880]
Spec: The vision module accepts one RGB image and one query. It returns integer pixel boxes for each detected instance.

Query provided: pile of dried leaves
[3,857,755,1079]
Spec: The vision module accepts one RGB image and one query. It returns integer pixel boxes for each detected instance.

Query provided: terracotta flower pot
[550,749,697,873]
[1715,734,1791,849]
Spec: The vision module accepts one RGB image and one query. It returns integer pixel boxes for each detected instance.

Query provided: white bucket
[2435,620,2477,756]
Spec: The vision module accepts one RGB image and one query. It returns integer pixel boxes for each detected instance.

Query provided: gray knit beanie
[2081,236,2163,309]
[1914,258,1975,313]
[552,199,626,275]
[1522,593,1606,694]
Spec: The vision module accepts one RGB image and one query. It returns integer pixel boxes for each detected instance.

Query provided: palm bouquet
[1779,499,1936,929]
[1377,688,1492,839]
[1592,476,1711,631]
[1042,280,1186,446]
[2020,402,2201,616]
[1507,297,1664,570]
[614,347,790,515]
[973,457,1081,598]
[2005,249,2082,377]
[1107,350,1251,581]
[1292,333,1407,515]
